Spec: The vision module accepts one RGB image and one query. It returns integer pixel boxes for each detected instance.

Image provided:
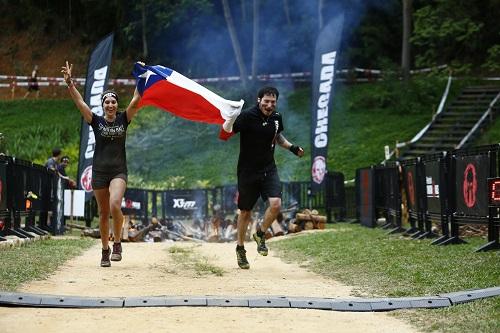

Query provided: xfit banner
[164,190,207,218]
[77,33,114,201]
[310,14,344,194]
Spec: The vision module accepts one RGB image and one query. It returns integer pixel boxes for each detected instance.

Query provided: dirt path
[0,235,420,333]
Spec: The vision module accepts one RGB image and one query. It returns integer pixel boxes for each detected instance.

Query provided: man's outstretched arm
[276,133,304,157]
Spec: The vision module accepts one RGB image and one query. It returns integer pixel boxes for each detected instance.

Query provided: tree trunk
[141,0,149,60]
[251,0,260,80]
[68,0,72,35]
[241,0,247,22]
[401,0,412,82]
[283,0,291,26]
[222,0,248,87]
[318,0,324,30]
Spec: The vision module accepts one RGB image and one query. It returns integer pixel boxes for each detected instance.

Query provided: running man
[232,86,304,269]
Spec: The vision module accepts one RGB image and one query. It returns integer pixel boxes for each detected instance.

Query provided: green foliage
[344,1,402,68]
[482,45,500,73]
[411,0,497,74]
[0,99,81,177]
[273,224,500,333]
[0,238,95,291]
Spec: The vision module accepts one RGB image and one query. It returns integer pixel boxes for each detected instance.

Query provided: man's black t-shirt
[89,111,129,174]
[233,105,284,172]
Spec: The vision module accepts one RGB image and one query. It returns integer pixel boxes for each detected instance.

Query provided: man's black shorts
[92,169,127,190]
[237,167,281,210]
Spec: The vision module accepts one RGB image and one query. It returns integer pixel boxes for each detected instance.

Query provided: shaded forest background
[0,0,499,80]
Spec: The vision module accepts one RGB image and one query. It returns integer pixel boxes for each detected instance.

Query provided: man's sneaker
[253,231,268,256]
[101,248,111,267]
[236,247,250,269]
[111,242,122,261]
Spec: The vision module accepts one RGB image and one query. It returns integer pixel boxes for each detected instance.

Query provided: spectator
[45,147,62,172]
[23,65,40,99]
[57,155,76,189]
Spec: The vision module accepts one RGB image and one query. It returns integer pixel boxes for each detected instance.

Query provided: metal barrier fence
[0,155,64,240]
[0,155,350,239]
[356,144,500,252]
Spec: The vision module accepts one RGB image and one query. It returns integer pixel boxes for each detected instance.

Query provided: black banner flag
[310,14,344,194]
[77,33,114,201]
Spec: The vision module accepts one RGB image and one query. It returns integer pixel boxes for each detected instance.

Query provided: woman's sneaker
[111,243,122,261]
[101,248,111,267]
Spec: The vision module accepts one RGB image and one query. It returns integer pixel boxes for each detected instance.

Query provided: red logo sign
[80,165,93,192]
[312,156,326,184]
[407,171,415,207]
[489,179,500,205]
[361,170,370,216]
[463,163,477,208]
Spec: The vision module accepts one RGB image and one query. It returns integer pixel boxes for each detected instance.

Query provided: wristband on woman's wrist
[289,144,300,155]
[66,79,74,88]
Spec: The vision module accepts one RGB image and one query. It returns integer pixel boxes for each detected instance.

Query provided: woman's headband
[101,92,118,106]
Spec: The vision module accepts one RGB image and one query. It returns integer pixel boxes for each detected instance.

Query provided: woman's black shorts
[91,169,127,190]
[237,167,281,210]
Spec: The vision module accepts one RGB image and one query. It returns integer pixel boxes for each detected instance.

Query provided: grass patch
[273,223,500,333]
[168,245,225,277]
[0,237,96,291]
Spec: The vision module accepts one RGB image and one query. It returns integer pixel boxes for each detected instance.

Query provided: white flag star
[139,69,157,86]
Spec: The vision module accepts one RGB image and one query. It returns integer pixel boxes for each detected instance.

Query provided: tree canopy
[1,0,498,77]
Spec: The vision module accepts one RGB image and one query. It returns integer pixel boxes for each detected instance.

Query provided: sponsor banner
[222,185,238,213]
[386,167,400,211]
[0,161,6,211]
[403,165,418,211]
[455,155,489,216]
[77,33,114,201]
[424,161,441,214]
[310,14,344,193]
[164,190,207,218]
[356,168,375,227]
[122,188,147,217]
[64,190,85,217]
[51,177,65,235]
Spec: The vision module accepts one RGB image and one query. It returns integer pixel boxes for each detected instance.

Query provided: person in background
[45,147,62,172]
[61,60,142,267]
[23,65,40,99]
[57,156,76,189]
[231,86,304,269]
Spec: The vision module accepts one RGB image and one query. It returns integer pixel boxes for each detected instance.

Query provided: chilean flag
[133,63,244,140]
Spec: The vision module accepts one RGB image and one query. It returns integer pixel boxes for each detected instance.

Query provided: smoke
[126,0,396,186]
